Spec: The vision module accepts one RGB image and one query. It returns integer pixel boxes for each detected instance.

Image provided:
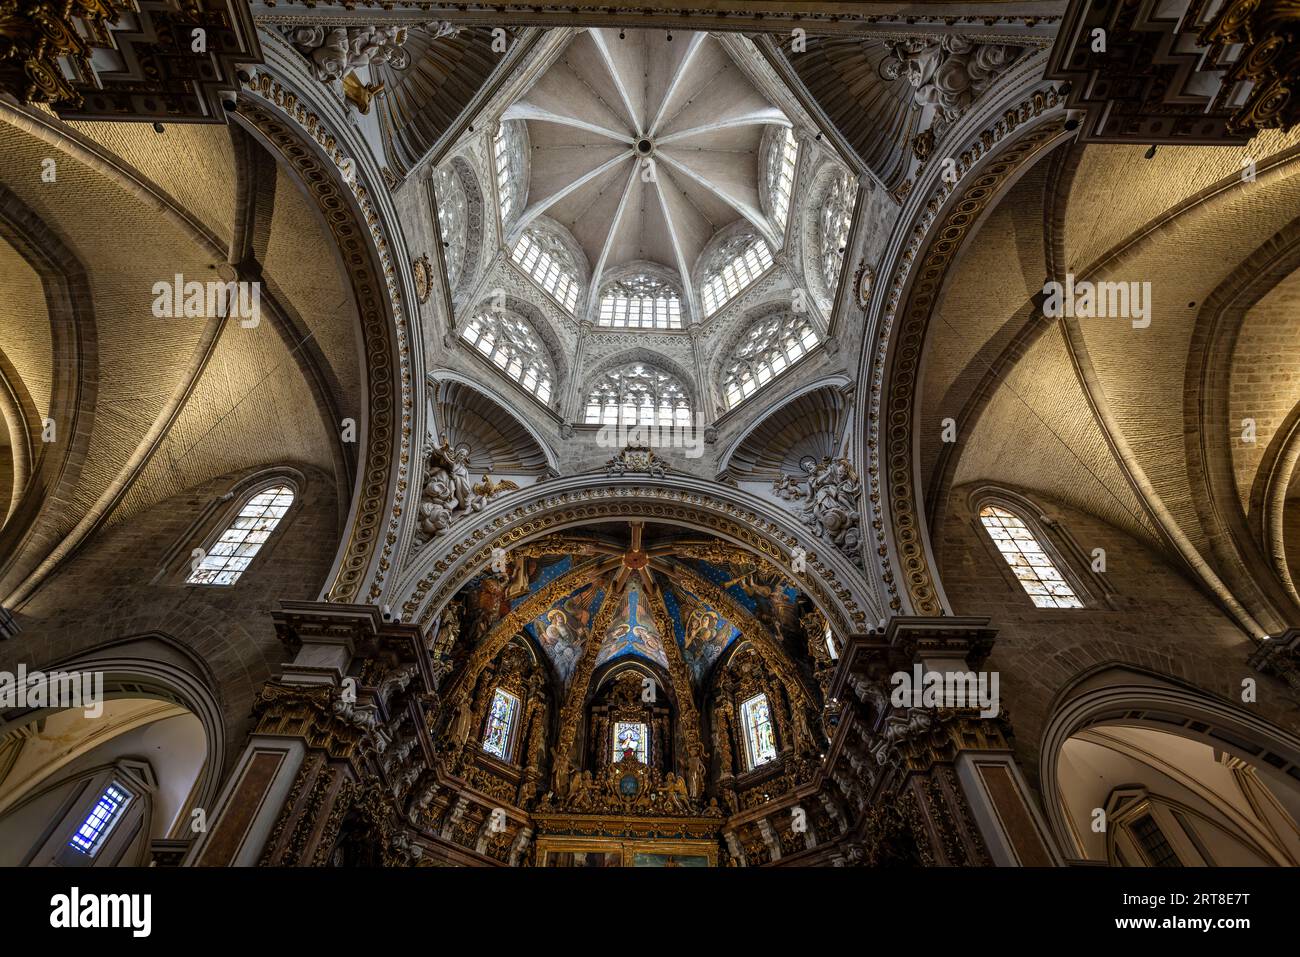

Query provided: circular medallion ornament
[618,773,640,798]
[855,260,875,309]
[413,254,433,304]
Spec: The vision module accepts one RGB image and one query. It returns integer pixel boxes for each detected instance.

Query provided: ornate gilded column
[829,617,1062,866]
[186,601,437,866]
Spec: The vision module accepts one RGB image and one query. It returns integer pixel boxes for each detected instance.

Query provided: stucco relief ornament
[412,254,433,304]
[854,259,875,309]
[605,444,670,478]
[413,438,519,548]
[880,36,1024,140]
[773,457,864,567]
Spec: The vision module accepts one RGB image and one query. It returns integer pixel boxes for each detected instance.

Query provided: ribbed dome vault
[503,29,791,314]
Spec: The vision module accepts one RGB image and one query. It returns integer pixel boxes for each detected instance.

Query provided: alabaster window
[493,122,524,227]
[978,505,1083,609]
[740,694,777,770]
[460,309,554,403]
[723,312,819,409]
[68,782,132,856]
[765,126,798,235]
[482,688,520,760]
[701,235,775,317]
[819,169,854,294]
[510,228,580,313]
[187,484,295,585]
[432,164,467,288]
[584,363,692,426]
[613,720,648,764]
[1128,813,1181,867]
[598,274,682,329]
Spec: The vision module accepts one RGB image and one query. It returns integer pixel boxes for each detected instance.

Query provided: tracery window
[613,721,648,764]
[701,234,775,316]
[819,169,854,294]
[765,126,798,235]
[740,694,777,769]
[459,309,554,403]
[432,164,467,288]
[978,505,1082,609]
[598,274,682,329]
[187,484,295,585]
[584,363,692,427]
[493,121,524,227]
[69,782,131,856]
[723,312,819,409]
[510,228,580,312]
[482,688,520,760]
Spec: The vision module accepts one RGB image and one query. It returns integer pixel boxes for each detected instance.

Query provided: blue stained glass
[482,688,519,759]
[69,783,131,855]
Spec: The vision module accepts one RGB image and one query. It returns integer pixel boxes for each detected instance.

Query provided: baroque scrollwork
[289,23,458,83]
[881,35,1025,143]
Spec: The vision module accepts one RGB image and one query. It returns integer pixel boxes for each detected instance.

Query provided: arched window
[187,484,295,585]
[740,693,777,769]
[613,721,648,763]
[584,363,692,426]
[701,233,775,316]
[432,164,467,289]
[460,309,554,403]
[598,274,682,329]
[482,687,520,760]
[978,504,1082,608]
[493,121,525,227]
[765,126,798,235]
[68,782,132,856]
[723,312,819,409]
[510,227,580,312]
[819,169,854,294]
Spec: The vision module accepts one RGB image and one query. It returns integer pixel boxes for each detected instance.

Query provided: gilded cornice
[236,66,418,604]
[858,87,1067,615]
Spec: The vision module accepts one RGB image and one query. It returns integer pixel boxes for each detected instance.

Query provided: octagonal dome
[501,28,792,319]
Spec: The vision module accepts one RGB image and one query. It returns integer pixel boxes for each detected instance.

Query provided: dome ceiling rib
[504,28,790,319]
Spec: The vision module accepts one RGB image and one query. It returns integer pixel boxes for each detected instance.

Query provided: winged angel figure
[414,438,520,547]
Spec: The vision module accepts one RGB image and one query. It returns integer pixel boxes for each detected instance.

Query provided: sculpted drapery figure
[414,438,519,547]
[879,36,1023,136]
[773,456,863,563]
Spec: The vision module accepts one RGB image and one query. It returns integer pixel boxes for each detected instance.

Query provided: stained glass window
[69,782,131,855]
[765,126,798,235]
[723,312,819,408]
[433,164,467,289]
[701,234,774,316]
[598,274,682,329]
[741,694,777,769]
[460,309,554,403]
[584,363,692,426]
[187,485,294,585]
[482,688,520,760]
[510,228,580,312]
[613,721,648,764]
[979,505,1083,609]
[819,169,854,295]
